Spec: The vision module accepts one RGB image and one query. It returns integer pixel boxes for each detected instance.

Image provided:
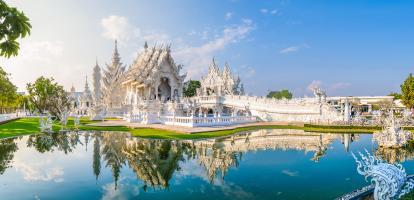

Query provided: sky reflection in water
[0,129,414,200]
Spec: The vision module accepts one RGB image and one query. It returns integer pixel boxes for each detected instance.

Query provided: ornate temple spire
[70,84,75,93]
[144,41,148,49]
[112,40,120,65]
[240,83,245,95]
[102,40,126,109]
[84,76,90,92]
[93,58,102,104]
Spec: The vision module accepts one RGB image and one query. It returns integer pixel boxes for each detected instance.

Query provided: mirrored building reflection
[0,129,363,191]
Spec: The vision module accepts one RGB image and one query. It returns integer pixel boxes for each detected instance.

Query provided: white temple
[69,41,347,127]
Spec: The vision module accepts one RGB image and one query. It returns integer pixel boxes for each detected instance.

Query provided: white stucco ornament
[373,112,412,148]
[352,150,414,200]
[39,114,53,133]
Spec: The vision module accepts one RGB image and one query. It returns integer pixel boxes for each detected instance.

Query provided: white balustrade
[161,115,257,127]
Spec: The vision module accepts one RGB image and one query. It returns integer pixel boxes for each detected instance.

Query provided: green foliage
[267,89,293,99]
[401,73,414,109]
[0,66,22,113]
[0,1,32,58]
[26,76,70,119]
[183,80,201,97]
[388,92,402,100]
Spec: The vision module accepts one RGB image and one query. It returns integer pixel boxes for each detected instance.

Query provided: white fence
[161,115,257,127]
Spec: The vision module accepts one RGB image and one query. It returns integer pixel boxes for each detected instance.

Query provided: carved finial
[70,84,75,93]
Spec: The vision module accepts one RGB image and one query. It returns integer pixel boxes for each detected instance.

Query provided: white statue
[60,110,69,131]
[39,114,53,133]
[352,150,414,200]
[373,112,412,148]
[73,115,81,130]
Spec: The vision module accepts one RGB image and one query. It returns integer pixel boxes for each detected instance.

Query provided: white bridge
[123,94,344,127]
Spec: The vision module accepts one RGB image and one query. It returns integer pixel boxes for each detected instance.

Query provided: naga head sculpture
[352,150,414,200]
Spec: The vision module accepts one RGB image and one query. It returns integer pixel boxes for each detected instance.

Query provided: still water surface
[0,129,414,200]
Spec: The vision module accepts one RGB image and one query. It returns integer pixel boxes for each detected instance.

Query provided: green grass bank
[1,117,412,140]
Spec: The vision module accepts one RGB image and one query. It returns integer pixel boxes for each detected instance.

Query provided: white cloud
[0,40,74,91]
[270,9,279,15]
[101,15,140,43]
[261,8,279,15]
[281,169,299,177]
[260,9,268,14]
[99,15,255,80]
[174,19,255,78]
[279,44,309,54]
[225,12,234,20]
[14,159,64,182]
[101,180,141,200]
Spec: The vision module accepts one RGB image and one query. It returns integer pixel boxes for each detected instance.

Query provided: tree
[183,80,201,97]
[0,66,20,113]
[26,76,70,119]
[267,89,293,100]
[388,92,402,100]
[401,73,414,109]
[0,0,32,58]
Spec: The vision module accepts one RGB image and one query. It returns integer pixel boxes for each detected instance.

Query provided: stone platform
[87,120,305,134]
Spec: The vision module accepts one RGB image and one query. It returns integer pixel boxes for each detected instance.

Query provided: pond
[0,129,413,200]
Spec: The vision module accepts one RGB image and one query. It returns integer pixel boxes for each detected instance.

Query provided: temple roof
[122,43,186,85]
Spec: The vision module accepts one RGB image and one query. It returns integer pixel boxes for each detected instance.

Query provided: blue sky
[2,0,414,97]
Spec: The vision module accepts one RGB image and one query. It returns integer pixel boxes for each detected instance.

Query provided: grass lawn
[1,117,413,140]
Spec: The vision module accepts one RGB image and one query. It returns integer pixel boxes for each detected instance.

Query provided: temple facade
[69,41,350,126]
[199,59,241,96]
[122,44,186,104]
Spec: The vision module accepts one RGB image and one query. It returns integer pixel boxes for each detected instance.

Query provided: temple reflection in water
[1,129,406,191]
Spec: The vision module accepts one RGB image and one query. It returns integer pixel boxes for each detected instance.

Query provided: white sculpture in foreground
[39,114,53,133]
[73,115,80,130]
[352,150,414,200]
[59,111,69,131]
[373,112,412,148]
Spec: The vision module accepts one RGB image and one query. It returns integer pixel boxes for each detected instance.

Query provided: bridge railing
[160,115,257,127]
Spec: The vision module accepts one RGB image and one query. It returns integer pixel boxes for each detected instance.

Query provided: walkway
[0,113,21,124]
[87,120,304,133]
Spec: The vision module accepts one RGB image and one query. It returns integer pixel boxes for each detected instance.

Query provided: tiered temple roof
[122,43,186,86]
[200,59,241,95]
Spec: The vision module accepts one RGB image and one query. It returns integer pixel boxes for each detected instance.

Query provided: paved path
[87,120,304,134]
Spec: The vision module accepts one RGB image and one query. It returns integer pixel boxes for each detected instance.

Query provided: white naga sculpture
[39,114,53,133]
[352,150,414,200]
[373,112,412,148]
[59,110,69,131]
[73,115,81,130]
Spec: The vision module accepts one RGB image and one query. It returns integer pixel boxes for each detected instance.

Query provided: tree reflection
[93,132,101,183]
[0,137,18,175]
[26,133,79,154]
[101,132,127,190]
[375,142,414,164]
[0,129,379,193]
[123,139,183,189]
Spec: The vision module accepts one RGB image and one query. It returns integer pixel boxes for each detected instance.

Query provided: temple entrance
[158,77,171,102]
